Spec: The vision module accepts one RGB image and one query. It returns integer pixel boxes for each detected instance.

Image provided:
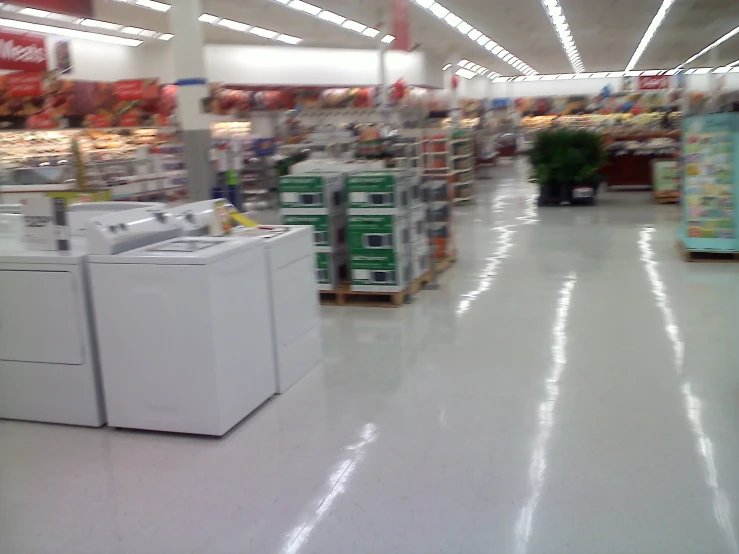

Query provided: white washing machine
[0,202,164,427]
[235,225,322,393]
[170,201,323,394]
[88,211,276,436]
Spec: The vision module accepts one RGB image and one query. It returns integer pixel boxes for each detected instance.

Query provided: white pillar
[169,0,214,200]
[447,51,460,127]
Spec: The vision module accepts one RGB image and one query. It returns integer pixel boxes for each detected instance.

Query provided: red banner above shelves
[638,75,670,90]
[114,79,160,101]
[21,0,93,17]
[0,31,47,71]
[391,0,410,51]
[7,71,45,97]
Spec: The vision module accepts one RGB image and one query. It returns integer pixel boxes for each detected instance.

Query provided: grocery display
[422,130,476,203]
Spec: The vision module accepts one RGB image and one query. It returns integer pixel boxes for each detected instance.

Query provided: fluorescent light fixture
[250,26,277,38]
[476,35,490,46]
[502,54,513,62]
[714,67,731,74]
[135,0,170,11]
[342,20,366,32]
[218,19,249,32]
[492,46,502,55]
[318,10,345,24]
[465,62,476,69]
[455,68,476,79]
[541,0,583,72]
[429,3,449,18]
[525,75,542,81]
[514,76,525,81]
[625,0,676,71]
[485,42,495,51]
[480,69,489,75]
[640,69,663,76]
[362,27,380,37]
[442,63,452,70]
[458,59,470,66]
[19,7,50,17]
[540,74,557,80]
[557,74,575,79]
[0,16,142,46]
[591,72,609,78]
[199,13,218,23]
[121,26,143,35]
[289,0,322,16]
[468,29,481,41]
[663,69,680,75]
[139,29,157,37]
[573,73,593,79]
[381,34,395,43]
[276,34,301,44]
[680,24,739,67]
[457,21,472,34]
[608,71,625,77]
[694,67,711,74]
[445,13,462,27]
[415,0,434,7]
[159,33,174,41]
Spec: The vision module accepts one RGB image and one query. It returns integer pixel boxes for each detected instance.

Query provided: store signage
[0,31,47,72]
[7,72,45,97]
[27,112,56,129]
[21,1,94,17]
[638,75,670,90]
[113,78,159,100]
[391,0,411,51]
[22,197,69,251]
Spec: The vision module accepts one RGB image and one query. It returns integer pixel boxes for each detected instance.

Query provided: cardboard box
[426,180,450,202]
[410,248,431,280]
[315,250,348,291]
[408,203,427,243]
[350,251,412,292]
[282,212,346,252]
[279,173,344,213]
[348,213,411,254]
[347,172,410,212]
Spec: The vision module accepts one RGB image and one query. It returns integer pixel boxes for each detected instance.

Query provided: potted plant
[529,128,605,206]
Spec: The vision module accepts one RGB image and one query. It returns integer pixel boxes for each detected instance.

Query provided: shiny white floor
[3,161,739,554]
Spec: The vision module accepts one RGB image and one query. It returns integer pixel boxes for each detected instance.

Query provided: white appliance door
[0,269,85,365]
[273,255,320,346]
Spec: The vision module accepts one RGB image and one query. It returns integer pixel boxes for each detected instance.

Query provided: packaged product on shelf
[348,213,410,252]
[315,250,348,291]
[282,213,346,251]
[408,203,427,242]
[410,243,431,280]
[349,250,412,292]
[279,173,345,213]
[347,171,410,212]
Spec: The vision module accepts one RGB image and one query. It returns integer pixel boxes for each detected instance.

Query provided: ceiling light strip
[455,59,499,80]
[108,0,171,12]
[9,4,171,40]
[625,0,676,71]
[540,0,583,73]
[267,0,392,43]
[199,13,302,44]
[412,0,537,75]
[677,24,739,69]
[0,16,142,46]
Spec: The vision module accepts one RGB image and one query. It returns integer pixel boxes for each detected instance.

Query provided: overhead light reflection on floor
[281,423,378,554]
[638,227,738,554]
[513,272,577,554]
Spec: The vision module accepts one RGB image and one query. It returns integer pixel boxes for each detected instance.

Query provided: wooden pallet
[320,271,432,307]
[434,254,457,274]
[678,242,739,263]
[654,195,680,205]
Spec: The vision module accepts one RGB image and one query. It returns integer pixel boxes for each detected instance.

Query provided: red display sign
[27,112,56,129]
[22,1,93,17]
[0,31,47,72]
[391,0,411,51]
[7,72,45,97]
[638,75,670,90]
[114,78,159,100]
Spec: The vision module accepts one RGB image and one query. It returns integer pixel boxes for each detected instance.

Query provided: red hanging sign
[638,75,670,90]
[7,72,45,97]
[391,0,411,51]
[21,1,93,17]
[114,78,160,100]
[0,31,48,72]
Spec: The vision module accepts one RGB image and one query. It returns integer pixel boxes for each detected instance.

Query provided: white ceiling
[10,0,739,74]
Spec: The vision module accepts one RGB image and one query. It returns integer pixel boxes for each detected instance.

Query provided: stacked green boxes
[279,172,346,290]
[347,170,428,292]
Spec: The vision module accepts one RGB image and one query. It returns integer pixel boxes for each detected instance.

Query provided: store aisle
[3,161,739,554]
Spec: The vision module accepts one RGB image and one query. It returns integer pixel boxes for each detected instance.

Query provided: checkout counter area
[0,200,322,436]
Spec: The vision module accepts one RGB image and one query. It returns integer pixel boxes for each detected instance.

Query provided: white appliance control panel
[87,206,182,255]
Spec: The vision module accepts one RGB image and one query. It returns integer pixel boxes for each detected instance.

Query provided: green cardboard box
[346,172,410,212]
[282,213,346,252]
[348,213,410,254]
[279,173,344,213]
[315,250,347,291]
[350,251,411,292]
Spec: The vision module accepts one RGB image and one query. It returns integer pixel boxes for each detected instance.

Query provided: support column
[446,51,460,127]
[168,0,214,201]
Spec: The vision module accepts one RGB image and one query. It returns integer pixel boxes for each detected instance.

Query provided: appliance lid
[89,236,263,265]
[0,237,87,265]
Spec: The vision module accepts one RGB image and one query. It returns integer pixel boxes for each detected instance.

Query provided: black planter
[537,180,569,206]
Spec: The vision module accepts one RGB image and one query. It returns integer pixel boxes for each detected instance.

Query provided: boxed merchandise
[428,201,451,223]
[350,251,412,292]
[315,250,348,291]
[279,173,344,213]
[426,180,450,202]
[291,160,385,174]
[408,204,427,242]
[282,213,346,251]
[429,221,454,259]
[410,246,431,280]
[347,171,410,212]
[348,213,410,254]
